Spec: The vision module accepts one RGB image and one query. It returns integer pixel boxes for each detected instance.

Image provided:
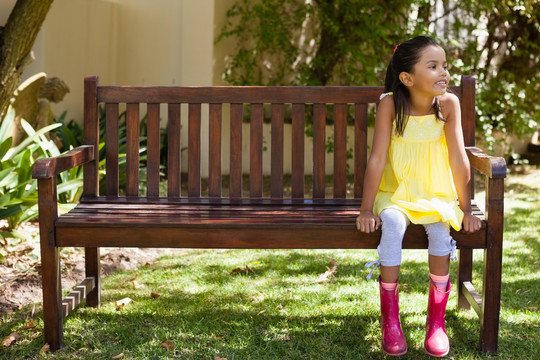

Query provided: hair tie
[393,44,400,53]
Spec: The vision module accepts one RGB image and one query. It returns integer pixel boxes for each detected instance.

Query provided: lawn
[1,167,539,359]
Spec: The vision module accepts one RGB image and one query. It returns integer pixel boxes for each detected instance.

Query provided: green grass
[1,167,539,359]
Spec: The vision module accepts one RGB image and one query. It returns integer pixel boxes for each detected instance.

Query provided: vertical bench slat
[461,77,476,198]
[83,76,99,197]
[354,103,368,199]
[229,103,243,198]
[146,103,161,197]
[312,103,326,199]
[105,103,119,196]
[291,103,305,199]
[167,103,181,197]
[188,103,201,198]
[209,103,222,198]
[250,103,264,198]
[270,103,284,199]
[333,103,347,198]
[461,77,476,147]
[126,103,140,196]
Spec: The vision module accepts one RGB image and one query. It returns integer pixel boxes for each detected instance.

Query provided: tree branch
[0,0,54,119]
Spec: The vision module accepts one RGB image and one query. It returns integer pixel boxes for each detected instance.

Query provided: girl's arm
[356,96,393,233]
[441,93,482,233]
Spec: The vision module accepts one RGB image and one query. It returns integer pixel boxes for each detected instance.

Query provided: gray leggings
[377,208,457,267]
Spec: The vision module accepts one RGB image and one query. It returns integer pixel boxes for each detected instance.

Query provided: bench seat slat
[78,197,484,213]
[64,205,366,213]
[55,221,486,249]
[64,201,485,215]
[56,202,486,249]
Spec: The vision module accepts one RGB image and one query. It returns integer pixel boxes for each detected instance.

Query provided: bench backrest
[82,76,475,201]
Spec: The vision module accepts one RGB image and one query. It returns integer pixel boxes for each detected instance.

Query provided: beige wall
[0,1,17,27]
[29,0,214,122]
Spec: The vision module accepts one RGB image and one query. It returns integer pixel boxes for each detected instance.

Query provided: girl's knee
[380,209,409,232]
[425,222,455,257]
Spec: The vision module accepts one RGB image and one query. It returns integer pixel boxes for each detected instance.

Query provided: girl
[356,36,482,357]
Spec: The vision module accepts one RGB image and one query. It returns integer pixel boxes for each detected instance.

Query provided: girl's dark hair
[384,36,445,136]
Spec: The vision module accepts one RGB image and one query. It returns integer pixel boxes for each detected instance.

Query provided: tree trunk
[0,0,54,120]
[306,0,343,86]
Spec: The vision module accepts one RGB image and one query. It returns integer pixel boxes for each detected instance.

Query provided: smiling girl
[356,36,482,357]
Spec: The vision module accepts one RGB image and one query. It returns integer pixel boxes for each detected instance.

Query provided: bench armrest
[466,147,507,179]
[32,145,95,179]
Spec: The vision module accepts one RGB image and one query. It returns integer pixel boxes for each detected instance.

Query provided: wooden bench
[32,75,506,352]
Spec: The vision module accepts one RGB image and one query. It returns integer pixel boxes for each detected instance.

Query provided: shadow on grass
[1,293,534,359]
[505,182,540,201]
[2,249,537,359]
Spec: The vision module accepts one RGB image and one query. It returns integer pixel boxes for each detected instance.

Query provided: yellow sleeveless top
[373,113,464,230]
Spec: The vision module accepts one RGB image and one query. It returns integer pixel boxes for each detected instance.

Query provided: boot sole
[424,345,449,357]
[383,348,407,356]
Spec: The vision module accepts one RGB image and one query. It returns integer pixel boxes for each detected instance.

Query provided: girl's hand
[462,212,482,233]
[356,210,381,233]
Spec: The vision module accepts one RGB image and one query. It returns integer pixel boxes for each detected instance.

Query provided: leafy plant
[217,0,412,87]
[0,107,84,261]
[0,108,56,229]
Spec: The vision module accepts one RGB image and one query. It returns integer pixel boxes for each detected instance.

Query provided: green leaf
[57,179,84,195]
[0,169,18,188]
[0,138,12,160]
[16,150,32,198]
[0,107,15,140]
[0,203,23,219]
[0,193,11,208]
[3,120,61,161]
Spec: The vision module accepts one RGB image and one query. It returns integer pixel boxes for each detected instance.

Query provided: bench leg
[41,242,63,350]
[480,244,502,353]
[85,247,101,307]
[480,177,504,353]
[37,178,63,350]
[457,249,473,310]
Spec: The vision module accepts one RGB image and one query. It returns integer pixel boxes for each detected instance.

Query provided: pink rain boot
[424,279,451,357]
[379,276,407,356]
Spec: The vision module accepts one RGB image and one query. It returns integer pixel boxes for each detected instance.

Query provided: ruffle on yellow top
[373,113,464,230]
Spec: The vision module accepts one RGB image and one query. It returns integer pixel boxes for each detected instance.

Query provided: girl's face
[407,45,450,97]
